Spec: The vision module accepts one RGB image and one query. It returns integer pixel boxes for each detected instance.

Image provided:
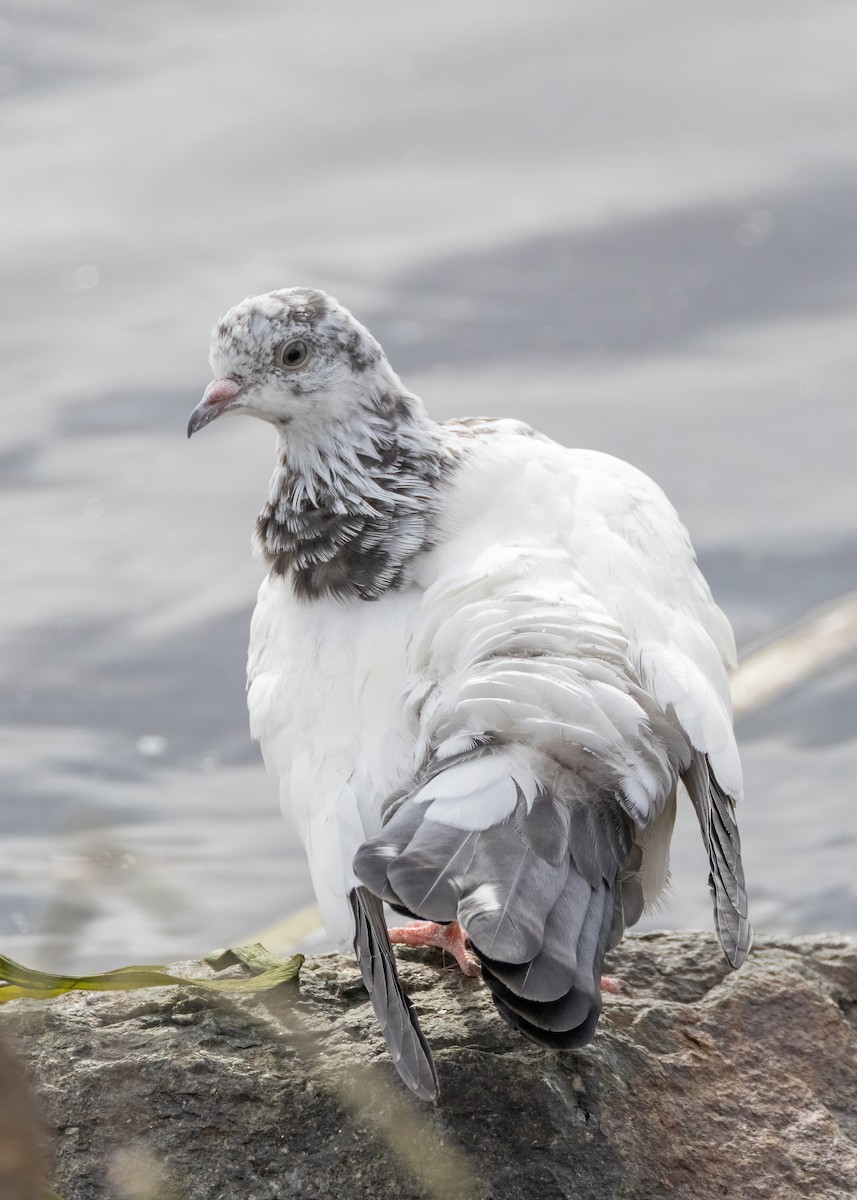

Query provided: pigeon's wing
[558,447,744,800]
[350,886,438,1101]
[551,447,753,964]
[357,545,686,1047]
[420,431,750,963]
[682,752,753,967]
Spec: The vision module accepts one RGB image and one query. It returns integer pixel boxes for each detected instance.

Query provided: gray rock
[3,932,856,1200]
[0,1035,47,1200]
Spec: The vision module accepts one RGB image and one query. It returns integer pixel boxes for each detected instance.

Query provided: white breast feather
[247,576,420,946]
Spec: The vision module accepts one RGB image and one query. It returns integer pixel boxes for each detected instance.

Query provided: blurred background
[2,0,856,971]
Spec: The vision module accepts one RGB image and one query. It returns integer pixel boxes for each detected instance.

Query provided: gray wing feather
[375,801,572,963]
[349,887,439,1101]
[479,867,593,1002]
[456,827,570,963]
[354,756,640,1050]
[514,787,571,866]
[387,819,480,922]
[486,880,614,1048]
[569,794,635,887]
[682,752,753,968]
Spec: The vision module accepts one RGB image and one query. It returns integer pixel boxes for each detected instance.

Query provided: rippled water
[2,1,856,970]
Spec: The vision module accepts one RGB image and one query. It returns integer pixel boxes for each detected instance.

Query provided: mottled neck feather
[255,390,456,601]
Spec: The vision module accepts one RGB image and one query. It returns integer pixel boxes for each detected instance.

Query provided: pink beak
[187,378,245,438]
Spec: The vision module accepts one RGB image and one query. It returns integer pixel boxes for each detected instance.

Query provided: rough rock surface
[3,932,856,1200]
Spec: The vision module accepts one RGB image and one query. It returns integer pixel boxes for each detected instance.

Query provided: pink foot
[388,919,481,978]
[600,974,633,997]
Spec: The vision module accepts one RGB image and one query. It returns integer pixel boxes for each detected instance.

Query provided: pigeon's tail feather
[480,872,617,1050]
[683,752,753,968]
[349,887,438,1101]
[354,756,639,1052]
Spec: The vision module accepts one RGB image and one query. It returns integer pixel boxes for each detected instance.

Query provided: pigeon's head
[187,287,398,441]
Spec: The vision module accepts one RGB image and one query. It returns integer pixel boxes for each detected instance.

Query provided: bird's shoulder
[430,418,698,583]
[438,415,682,517]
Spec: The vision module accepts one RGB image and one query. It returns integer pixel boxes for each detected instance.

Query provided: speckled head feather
[209,287,384,386]
[189,287,457,602]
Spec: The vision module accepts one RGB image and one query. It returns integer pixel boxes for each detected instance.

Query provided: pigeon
[187,287,752,1101]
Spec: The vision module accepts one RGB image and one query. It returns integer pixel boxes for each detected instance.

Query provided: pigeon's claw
[600,974,633,997]
[388,920,482,978]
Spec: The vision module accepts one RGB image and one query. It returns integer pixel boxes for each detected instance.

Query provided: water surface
[2,1,856,969]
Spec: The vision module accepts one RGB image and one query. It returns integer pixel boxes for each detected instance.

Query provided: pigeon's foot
[388,920,482,978]
[600,974,633,997]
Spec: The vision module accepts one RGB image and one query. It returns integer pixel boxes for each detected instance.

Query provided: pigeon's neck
[255,390,454,601]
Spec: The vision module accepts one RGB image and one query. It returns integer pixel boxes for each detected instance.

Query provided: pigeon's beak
[187,379,246,438]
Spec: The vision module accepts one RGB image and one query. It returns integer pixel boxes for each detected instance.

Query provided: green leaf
[0,945,303,1004]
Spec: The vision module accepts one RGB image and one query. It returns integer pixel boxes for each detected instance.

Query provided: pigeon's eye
[277,339,311,371]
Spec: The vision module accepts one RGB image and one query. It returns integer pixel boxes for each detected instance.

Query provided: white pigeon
[187,286,751,1101]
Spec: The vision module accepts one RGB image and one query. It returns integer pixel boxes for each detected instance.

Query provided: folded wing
[356,551,692,1049]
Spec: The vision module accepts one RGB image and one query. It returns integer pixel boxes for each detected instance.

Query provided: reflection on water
[2,1,857,969]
